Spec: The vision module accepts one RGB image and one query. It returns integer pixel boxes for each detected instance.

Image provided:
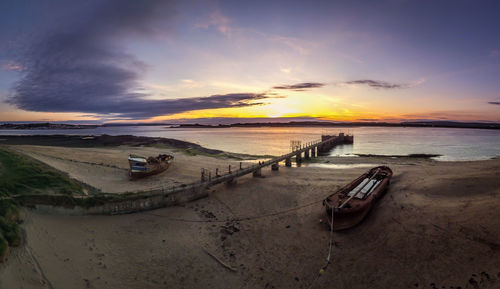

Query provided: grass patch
[0,200,21,262]
[0,199,20,222]
[0,235,8,262]
[183,148,243,160]
[0,147,84,262]
[0,217,22,247]
[143,143,244,159]
[181,147,274,160]
[0,147,83,197]
[143,143,173,149]
[182,147,229,158]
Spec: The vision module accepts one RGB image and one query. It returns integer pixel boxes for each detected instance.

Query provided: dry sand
[6,145,251,193]
[1,145,499,289]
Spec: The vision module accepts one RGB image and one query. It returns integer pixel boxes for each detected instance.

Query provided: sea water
[1,126,499,161]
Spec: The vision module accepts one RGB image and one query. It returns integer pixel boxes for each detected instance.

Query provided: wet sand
[1,143,499,288]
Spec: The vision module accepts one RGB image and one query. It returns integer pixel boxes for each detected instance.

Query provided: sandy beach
[6,144,249,194]
[1,142,499,289]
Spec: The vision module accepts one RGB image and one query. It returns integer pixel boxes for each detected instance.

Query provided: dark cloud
[343,80,405,89]
[8,0,266,119]
[272,82,325,90]
[11,89,267,119]
[488,101,500,105]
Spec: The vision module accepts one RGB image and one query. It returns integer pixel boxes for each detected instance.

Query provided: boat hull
[323,166,392,230]
[129,162,171,180]
[128,154,174,180]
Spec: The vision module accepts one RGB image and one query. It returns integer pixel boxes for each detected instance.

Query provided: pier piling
[61,133,354,215]
[200,133,351,190]
[253,168,262,177]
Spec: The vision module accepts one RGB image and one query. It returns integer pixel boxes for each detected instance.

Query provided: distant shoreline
[1,120,500,130]
[171,121,500,130]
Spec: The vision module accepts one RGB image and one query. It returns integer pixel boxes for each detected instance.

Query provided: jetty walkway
[17,133,353,215]
[200,133,354,186]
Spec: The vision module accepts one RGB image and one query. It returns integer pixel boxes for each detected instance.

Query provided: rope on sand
[144,198,323,223]
[308,205,335,289]
[147,197,337,288]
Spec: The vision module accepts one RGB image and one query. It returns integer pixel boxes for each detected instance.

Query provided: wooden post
[201,168,206,182]
[285,157,292,167]
[216,168,219,177]
[271,163,279,171]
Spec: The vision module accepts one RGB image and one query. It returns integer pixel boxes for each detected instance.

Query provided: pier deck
[201,133,354,186]
[15,133,353,215]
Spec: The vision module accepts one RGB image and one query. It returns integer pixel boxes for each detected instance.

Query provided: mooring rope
[308,203,335,289]
[144,198,323,223]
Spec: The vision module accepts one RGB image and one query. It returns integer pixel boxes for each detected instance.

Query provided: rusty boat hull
[128,154,174,180]
[323,166,392,230]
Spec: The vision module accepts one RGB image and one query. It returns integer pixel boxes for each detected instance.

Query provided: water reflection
[1,126,499,161]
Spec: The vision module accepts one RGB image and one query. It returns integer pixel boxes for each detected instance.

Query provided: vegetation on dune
[0,235,8,263]
[0,217,22,247]
[0,199,20,222]
[144,143,243,160]
[182,147,276,160]
[0,147,84,262]
[0,147,83,196]
[0,201,20,262]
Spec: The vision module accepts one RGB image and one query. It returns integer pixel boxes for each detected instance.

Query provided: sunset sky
[0,0,499,123]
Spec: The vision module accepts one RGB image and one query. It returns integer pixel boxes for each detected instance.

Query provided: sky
[0,0,499,124]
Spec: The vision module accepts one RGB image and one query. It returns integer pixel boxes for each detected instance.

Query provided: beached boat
[323,166,392,230]
[128,154,174,179]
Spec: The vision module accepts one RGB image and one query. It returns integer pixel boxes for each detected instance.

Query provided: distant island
[171,121,500,130]
[1,120,500,130]
[0,122,99,130]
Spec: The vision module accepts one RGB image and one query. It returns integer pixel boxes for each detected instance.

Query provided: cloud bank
[7,0,271,119]
[272,82,325,90]
[488,101,500,105]
[342,79,405,89]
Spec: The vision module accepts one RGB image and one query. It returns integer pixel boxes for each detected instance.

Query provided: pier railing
[17,133,353,215]
[134,133,354,197]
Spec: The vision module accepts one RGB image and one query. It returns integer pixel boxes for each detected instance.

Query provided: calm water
[1,126,500,161]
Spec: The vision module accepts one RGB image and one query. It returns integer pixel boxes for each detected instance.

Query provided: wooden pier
[201,133,353,187]
[19,133,353,215]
